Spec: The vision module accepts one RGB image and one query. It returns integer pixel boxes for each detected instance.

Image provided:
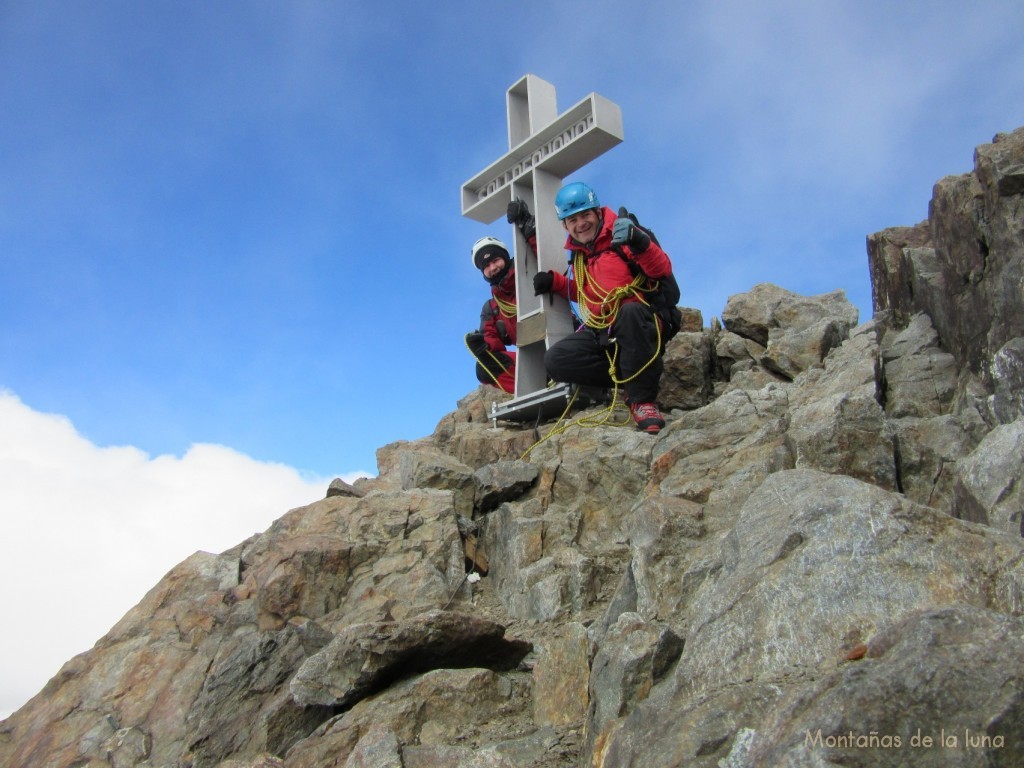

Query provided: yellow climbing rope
[572,251,646,330]
[573,251,665,385]
[493,294,517,319]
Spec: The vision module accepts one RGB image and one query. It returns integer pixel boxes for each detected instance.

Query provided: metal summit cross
[461,74,623,423]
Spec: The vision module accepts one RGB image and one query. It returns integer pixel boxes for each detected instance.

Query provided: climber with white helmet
[465,235,519,393]
[531,181,680,434]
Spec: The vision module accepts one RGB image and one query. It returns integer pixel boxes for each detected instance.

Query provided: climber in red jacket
[531,181,678,434]
[465,236,518,394]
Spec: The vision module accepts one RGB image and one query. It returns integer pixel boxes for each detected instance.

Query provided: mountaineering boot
[628,401,665,434]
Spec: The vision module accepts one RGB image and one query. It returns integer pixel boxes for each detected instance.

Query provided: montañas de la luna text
[804,729,1005,750]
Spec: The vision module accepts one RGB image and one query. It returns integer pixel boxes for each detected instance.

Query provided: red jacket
[549,207,672,327]
[480,267,517,350]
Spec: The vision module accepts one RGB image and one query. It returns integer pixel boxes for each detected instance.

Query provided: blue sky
[2,0,1023,718]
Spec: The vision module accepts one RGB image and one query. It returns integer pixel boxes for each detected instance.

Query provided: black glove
[611,216,651,253]
[506,197,536,239]
[533,271,554,295]
[465,331,487,354]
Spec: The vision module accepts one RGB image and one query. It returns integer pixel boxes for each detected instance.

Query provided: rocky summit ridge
[2,126,1023,768]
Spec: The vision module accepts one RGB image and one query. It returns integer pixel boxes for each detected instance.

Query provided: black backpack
[479,298,513,347]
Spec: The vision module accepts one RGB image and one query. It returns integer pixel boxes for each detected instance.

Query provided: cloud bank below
[0,390,368,719]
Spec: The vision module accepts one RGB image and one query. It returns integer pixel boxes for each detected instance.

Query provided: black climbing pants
[544,302,664,404]
[475,351,514,385]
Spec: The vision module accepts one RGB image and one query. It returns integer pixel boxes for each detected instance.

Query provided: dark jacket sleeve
[479,299,508,352]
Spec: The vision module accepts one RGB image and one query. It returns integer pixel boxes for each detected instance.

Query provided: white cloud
[0,390,368,720]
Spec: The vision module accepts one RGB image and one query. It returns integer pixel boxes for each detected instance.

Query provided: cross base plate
[490,383,573,424]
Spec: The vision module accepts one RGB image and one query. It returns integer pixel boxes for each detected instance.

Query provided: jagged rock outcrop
[2,127,1022,768]
[868,125,1024,426]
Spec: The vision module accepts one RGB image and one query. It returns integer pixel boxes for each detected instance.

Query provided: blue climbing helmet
[554,182,600,220]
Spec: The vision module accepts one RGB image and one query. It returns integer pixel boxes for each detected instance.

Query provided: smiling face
[563,209,601,245]
[482,254,507,281]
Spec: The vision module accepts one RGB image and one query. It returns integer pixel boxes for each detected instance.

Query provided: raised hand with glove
[610,207,651,254]
[465,331,488,356]
[506,197,536,240]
